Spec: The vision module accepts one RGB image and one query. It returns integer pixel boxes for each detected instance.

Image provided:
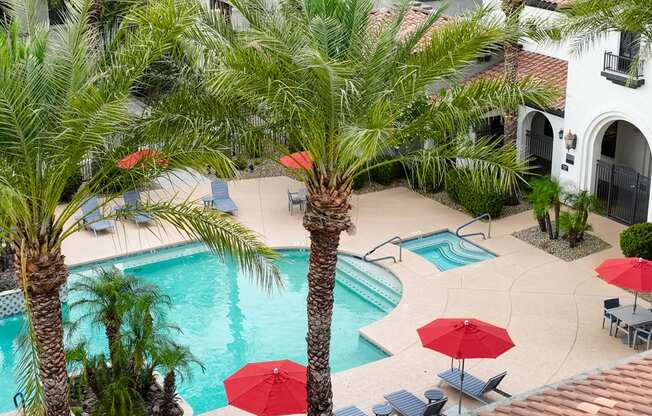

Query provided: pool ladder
[13,392,25,413]
[456,213,491,239]
[363,236,402,263]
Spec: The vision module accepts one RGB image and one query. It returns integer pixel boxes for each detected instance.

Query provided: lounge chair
[203,180,238,215]
[334,406,368,416]
[437,369,510,404]
[288,188,307,214]
[121,191,154,225]
[602,297,620,335]
[79,196,114,236]
[384,390,448,416]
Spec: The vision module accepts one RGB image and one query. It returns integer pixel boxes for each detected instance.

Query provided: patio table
[609,305,652,345]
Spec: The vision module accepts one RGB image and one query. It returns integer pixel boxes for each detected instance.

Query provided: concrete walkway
[58,173,645,416]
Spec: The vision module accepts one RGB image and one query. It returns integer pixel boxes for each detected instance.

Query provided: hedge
[446,170,504,218]
[620,222,652,260]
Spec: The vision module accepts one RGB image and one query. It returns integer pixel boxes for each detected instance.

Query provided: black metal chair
[602,298,620,336]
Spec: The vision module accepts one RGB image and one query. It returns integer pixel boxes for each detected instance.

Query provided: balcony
[601,52,645,88]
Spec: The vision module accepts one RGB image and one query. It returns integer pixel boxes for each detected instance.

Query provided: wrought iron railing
[603,52,645,79]
[525,130,554,161]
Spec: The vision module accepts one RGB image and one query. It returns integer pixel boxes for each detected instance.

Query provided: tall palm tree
[500,0,525,145]
[0,0,280,414]
[553,0,652,58]
[178,1,555,414]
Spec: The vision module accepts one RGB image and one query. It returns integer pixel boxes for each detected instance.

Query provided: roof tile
[468,50,568,114]
[368,7,452,52]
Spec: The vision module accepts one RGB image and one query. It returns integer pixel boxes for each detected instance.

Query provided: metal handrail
[456,213,491,239]
[363,236,402,263]
[13,392,25,412]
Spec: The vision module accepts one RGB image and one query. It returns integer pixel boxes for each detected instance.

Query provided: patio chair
[203,180,238,215]
[334,406,368,416]
[78,196,114,236]
[384,389,448,416]
[633,327,652,351]
[437,368,510,404]
[120,191,154,225]
[614,319,633,346]
[288,189,307,215]
[602,297,620,335]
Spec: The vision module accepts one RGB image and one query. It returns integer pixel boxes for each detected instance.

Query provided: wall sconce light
[558,129,564,140]
[564,131,578,150]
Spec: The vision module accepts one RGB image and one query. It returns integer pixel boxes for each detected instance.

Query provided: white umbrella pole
[459,359,465,414]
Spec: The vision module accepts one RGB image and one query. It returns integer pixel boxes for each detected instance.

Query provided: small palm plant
[179,0,556,413]
[559,190,601,247]
[527,177,562,239]
[155,344,204,416]
[1,0,280,414]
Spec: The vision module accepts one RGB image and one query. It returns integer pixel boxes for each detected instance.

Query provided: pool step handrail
[13,391,25,412]
[363,236,402,263]
[456,213,491,240]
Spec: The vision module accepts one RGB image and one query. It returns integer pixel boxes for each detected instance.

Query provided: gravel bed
[235,159,286,179]
[512,225,611,262]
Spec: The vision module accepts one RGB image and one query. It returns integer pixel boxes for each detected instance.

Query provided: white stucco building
[479,0,652,224]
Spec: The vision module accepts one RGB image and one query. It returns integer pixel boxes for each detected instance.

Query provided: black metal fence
[525,130,554,161]
[603,52,645,78]
[595,160,650,224]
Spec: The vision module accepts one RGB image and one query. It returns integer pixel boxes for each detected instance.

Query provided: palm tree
[179,1,555,414]
[501,0,526,145]
[0,0,280,414]
[553,0,652,58]
[70,269,169,363]
[155,344,204,416]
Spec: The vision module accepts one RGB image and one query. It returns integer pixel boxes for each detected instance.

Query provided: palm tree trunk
[22,252,70,416]
[303,188,352,416]
[162,371,177,416]
[544,212,554,240]
[537,216,547,232]
[553,200,560,239]
[503,40,519,146]
[104,319,121,366]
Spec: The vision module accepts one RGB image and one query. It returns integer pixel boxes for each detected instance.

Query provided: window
[601,122,618,159]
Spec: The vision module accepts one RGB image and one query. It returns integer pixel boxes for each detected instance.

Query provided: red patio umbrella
[279,151,312,170]
[116,149,167,170]
[223,359,307,416]
[595,257,652,313]
[417,318,514,414]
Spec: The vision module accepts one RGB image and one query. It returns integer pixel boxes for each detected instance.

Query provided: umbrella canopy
[595,257,652,313]
[116,149,166,170]
[595,257,652,292]
[223,359,307,416]
[279,151,312,170]
[417,318,515,359]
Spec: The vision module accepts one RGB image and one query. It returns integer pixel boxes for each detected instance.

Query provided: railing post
[606,162,614,216]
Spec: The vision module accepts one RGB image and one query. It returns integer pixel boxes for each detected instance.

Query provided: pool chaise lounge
[203,180,238,214]
[384,389,448,416]
[121,191,154,225]
[437,368,511,404]
[334,406,368,416]
[79,196,115,236]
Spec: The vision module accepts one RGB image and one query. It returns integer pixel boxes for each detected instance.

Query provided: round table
[372,403,393,416]
[424,389,444,403]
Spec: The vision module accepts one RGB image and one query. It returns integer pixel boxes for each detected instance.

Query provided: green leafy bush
[446,170,504,217]
[620,222,652,260]
[60,169,83,203]
[369,160,403,185]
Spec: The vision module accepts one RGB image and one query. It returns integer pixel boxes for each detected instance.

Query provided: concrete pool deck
[55,173,646,416]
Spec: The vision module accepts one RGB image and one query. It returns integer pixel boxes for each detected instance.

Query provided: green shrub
[446,170,504,218]
[60,169,83,203]
[620,222,652,260]
[352,173,368,191]
[233,157,248,171]
[370,160,403,185]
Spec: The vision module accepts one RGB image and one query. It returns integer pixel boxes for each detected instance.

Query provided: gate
[525,130,554,175]
[595,160,650,224]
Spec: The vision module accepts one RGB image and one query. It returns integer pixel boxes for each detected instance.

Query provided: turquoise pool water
[0,245,401,414]
[401,231,496,271]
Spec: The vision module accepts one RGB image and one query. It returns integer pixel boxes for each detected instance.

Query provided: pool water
[401,231,496,271]
[0,245,401,414]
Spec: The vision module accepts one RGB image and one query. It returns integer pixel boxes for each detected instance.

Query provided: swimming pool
[0,244,402,414]
[401,231,496,271]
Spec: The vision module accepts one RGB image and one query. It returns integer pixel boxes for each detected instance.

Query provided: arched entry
[525,111,554,176]
[593,120,651,224]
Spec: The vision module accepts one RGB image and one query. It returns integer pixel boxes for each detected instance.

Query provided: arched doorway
[593,120,651,224]
[525,112,554,176]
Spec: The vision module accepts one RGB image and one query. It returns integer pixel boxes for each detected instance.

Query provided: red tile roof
[368,7,453,51]
[475,352,652,416]
[469,50,568,114]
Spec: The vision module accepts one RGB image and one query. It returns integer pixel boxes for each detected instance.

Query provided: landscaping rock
[512,225,611,262]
